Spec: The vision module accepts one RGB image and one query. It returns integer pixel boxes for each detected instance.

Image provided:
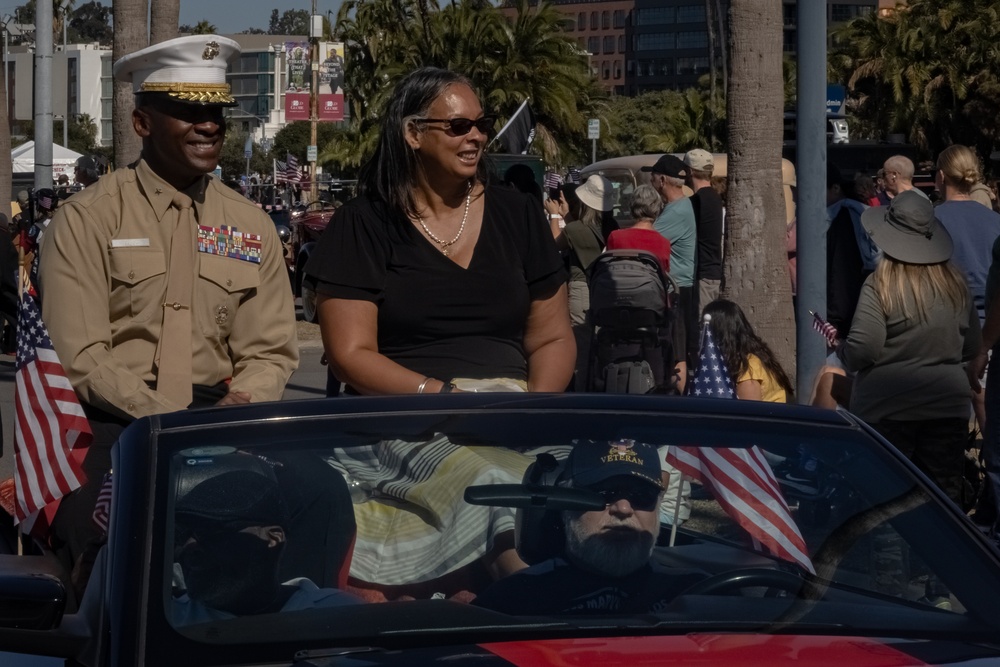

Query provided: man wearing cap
[473,440,705,615]
[172,461,360,624]
[73,155,102,189]
[683,149,724,311]
[642,154,697,389]
[38,35,298,579]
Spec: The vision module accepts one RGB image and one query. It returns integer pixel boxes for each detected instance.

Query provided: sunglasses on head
[415,115,496,135]
[592,484,661,512]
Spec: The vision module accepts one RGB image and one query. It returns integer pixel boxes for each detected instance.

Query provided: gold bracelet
[417,377,433,394]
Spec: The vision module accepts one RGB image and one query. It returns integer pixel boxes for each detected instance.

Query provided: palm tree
[150,0,179,44]
[191,20,217,35]
[724,0,796,383]
[52,0,76,44]
[112,0,147,168]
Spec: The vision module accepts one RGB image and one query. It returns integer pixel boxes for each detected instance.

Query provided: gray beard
[562,515,659,578]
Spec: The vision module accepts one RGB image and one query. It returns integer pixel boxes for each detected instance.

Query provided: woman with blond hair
[838,190,981,506]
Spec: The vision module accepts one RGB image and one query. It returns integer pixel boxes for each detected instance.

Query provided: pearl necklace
[417,183,472,257]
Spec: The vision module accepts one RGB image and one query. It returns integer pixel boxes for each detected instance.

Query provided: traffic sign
[587,118,600,140]
[307,145,318,162]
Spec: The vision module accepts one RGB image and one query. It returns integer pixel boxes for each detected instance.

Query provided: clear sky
[0,1,346,36]
[176,0,344,35]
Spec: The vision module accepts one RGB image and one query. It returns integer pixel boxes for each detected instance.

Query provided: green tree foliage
[192,20,217,35]
[269,8,310,35]
[326,0,599,172]
[833,0,1000,161]
[600,85,725,158]
[271,121,341,167]
[67,0,112,45]
[20,113,99,154]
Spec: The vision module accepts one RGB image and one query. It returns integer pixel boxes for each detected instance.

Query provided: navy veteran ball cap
[566,439,664,490]
[113,34,240,106]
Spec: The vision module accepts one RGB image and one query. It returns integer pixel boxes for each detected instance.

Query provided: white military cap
[112,35,240,106]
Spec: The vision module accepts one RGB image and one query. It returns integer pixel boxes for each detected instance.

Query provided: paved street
[0,308,328,483]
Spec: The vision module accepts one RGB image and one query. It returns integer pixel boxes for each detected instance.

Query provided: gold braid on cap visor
[139,82,235,104]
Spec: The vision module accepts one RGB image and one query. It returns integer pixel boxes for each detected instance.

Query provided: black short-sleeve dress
[304,185,566,383]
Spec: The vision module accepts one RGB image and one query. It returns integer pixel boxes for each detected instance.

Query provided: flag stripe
[14,286,92,536]
[675,320,814,574]
[668,446,813,572]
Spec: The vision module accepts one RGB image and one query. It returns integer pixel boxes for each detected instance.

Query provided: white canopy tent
[11,141,84,179]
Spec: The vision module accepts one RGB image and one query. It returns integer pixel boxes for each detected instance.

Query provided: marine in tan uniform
[38,35,298,589]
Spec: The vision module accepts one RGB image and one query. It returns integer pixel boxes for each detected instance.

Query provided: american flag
[543,171,563,191]
[92,471,113,535]
[686,320,735,398]
[14,281,92,538]
[669,317,814,573]
[283,153,300,183]
[810,310,839,348]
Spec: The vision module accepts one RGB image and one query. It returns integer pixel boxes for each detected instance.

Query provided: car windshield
[153,404,1000,657]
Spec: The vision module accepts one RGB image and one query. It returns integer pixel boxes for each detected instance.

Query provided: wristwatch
[439,382,456,393]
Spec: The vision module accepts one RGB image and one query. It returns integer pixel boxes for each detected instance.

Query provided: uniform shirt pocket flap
[109,247,167,286]
[199,255,261,293]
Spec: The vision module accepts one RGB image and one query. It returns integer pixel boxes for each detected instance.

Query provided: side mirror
[0,555,66,630]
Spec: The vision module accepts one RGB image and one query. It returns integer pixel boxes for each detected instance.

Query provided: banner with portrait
[317,42,345,122]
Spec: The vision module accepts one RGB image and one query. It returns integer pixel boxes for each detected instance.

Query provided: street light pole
[62,9,67,148]
[309,0,319,203]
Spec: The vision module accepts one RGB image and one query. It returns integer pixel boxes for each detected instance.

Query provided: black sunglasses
[592,485,661,512]
[415,116,496,135]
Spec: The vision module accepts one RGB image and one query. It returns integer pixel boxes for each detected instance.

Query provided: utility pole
[62,13,67,149]
[309,0,319,202]
[795,0,827,403]
[34,0,53,189]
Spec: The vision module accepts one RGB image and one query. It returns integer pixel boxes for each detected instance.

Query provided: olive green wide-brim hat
[860,190,953,265]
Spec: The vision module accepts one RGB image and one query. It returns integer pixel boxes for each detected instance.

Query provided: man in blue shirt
[643,155,696,389]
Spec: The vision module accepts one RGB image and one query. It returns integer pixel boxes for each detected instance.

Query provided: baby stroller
[585,249,677,394]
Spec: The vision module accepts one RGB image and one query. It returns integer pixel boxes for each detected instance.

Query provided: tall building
[502,0,883,94]
[782,1,877,53]
[225,34,304,146]
[500,0,631,95]
[628,0,714,94]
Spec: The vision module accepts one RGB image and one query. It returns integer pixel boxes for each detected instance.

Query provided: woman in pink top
[605,184,672,272]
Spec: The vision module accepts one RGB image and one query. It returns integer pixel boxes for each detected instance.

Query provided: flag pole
[488,97,529,150]
[668,448,684,548]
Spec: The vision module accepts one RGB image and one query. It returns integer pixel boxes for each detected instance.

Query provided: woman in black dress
[305,67,574,395]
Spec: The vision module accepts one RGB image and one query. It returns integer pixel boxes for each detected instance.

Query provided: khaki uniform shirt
[39,159,298,420]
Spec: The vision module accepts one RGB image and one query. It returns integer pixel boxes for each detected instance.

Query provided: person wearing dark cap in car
[473,440,705,615]
[38,34,298,591]
[172,460,360,624]
[74,155,102,189]
[643,154,697,390]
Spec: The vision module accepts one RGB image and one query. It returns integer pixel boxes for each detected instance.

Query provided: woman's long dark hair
[358,67,491,219]
[701,299,794,400]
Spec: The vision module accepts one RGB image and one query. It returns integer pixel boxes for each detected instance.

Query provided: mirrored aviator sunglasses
[417,116,496,136]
